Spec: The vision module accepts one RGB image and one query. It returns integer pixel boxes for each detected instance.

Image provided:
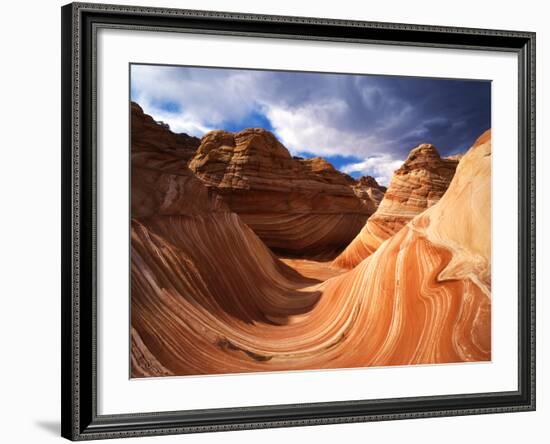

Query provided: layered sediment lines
[189,128,385,257]
[131,129,491,376]
[130,103,323,375]
[130,102,225,218]
[333,143,459,269]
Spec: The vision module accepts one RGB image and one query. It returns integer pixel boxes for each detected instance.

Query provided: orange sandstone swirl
[131,130,491,377]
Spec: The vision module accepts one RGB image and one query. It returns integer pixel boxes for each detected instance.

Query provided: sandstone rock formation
[352,175,386,207]
[188,128,385,257]
[131,102,200,154]
[131,102,224,217]
[131,130,491,376]
[333,143,458,269]
[130,103,324,376]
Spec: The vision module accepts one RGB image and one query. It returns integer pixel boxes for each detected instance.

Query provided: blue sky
[131,64,490,185]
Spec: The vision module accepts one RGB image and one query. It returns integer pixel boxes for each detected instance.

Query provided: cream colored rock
[333,143,458,269]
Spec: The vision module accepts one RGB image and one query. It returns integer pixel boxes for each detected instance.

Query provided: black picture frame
[61,2,536,440]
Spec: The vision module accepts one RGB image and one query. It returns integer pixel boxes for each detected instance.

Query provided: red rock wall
[189,128,384,257]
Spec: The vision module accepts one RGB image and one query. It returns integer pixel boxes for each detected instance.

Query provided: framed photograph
[61,2,536,440]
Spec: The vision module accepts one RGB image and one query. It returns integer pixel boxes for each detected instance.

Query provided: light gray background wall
[0,0,546,442]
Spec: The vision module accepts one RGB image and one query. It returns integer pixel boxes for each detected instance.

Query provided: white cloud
[131,65,269,136]
[135,96,214,136]
[131,65,400,158]
[340,154,403,186]
[263,101,386,158]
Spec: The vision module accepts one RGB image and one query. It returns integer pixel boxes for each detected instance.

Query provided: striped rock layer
[188,128,385,258]
[131,129,491,377]
[333,143,459,269]
[130,102,225,218]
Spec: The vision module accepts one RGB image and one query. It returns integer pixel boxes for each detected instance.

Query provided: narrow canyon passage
[278,257,346,282]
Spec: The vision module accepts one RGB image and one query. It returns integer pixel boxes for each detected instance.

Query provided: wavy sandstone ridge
[333,143,459,269]
[130,102,328,376]
[189,128,385,257]
[131,130,491,376]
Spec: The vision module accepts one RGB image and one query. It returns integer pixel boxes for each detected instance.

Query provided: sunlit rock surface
[333,142,458,269]
[188,128,385,257]
[130,107,491,376]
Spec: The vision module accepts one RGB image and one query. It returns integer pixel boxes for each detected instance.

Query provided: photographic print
[129,64,492,378]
